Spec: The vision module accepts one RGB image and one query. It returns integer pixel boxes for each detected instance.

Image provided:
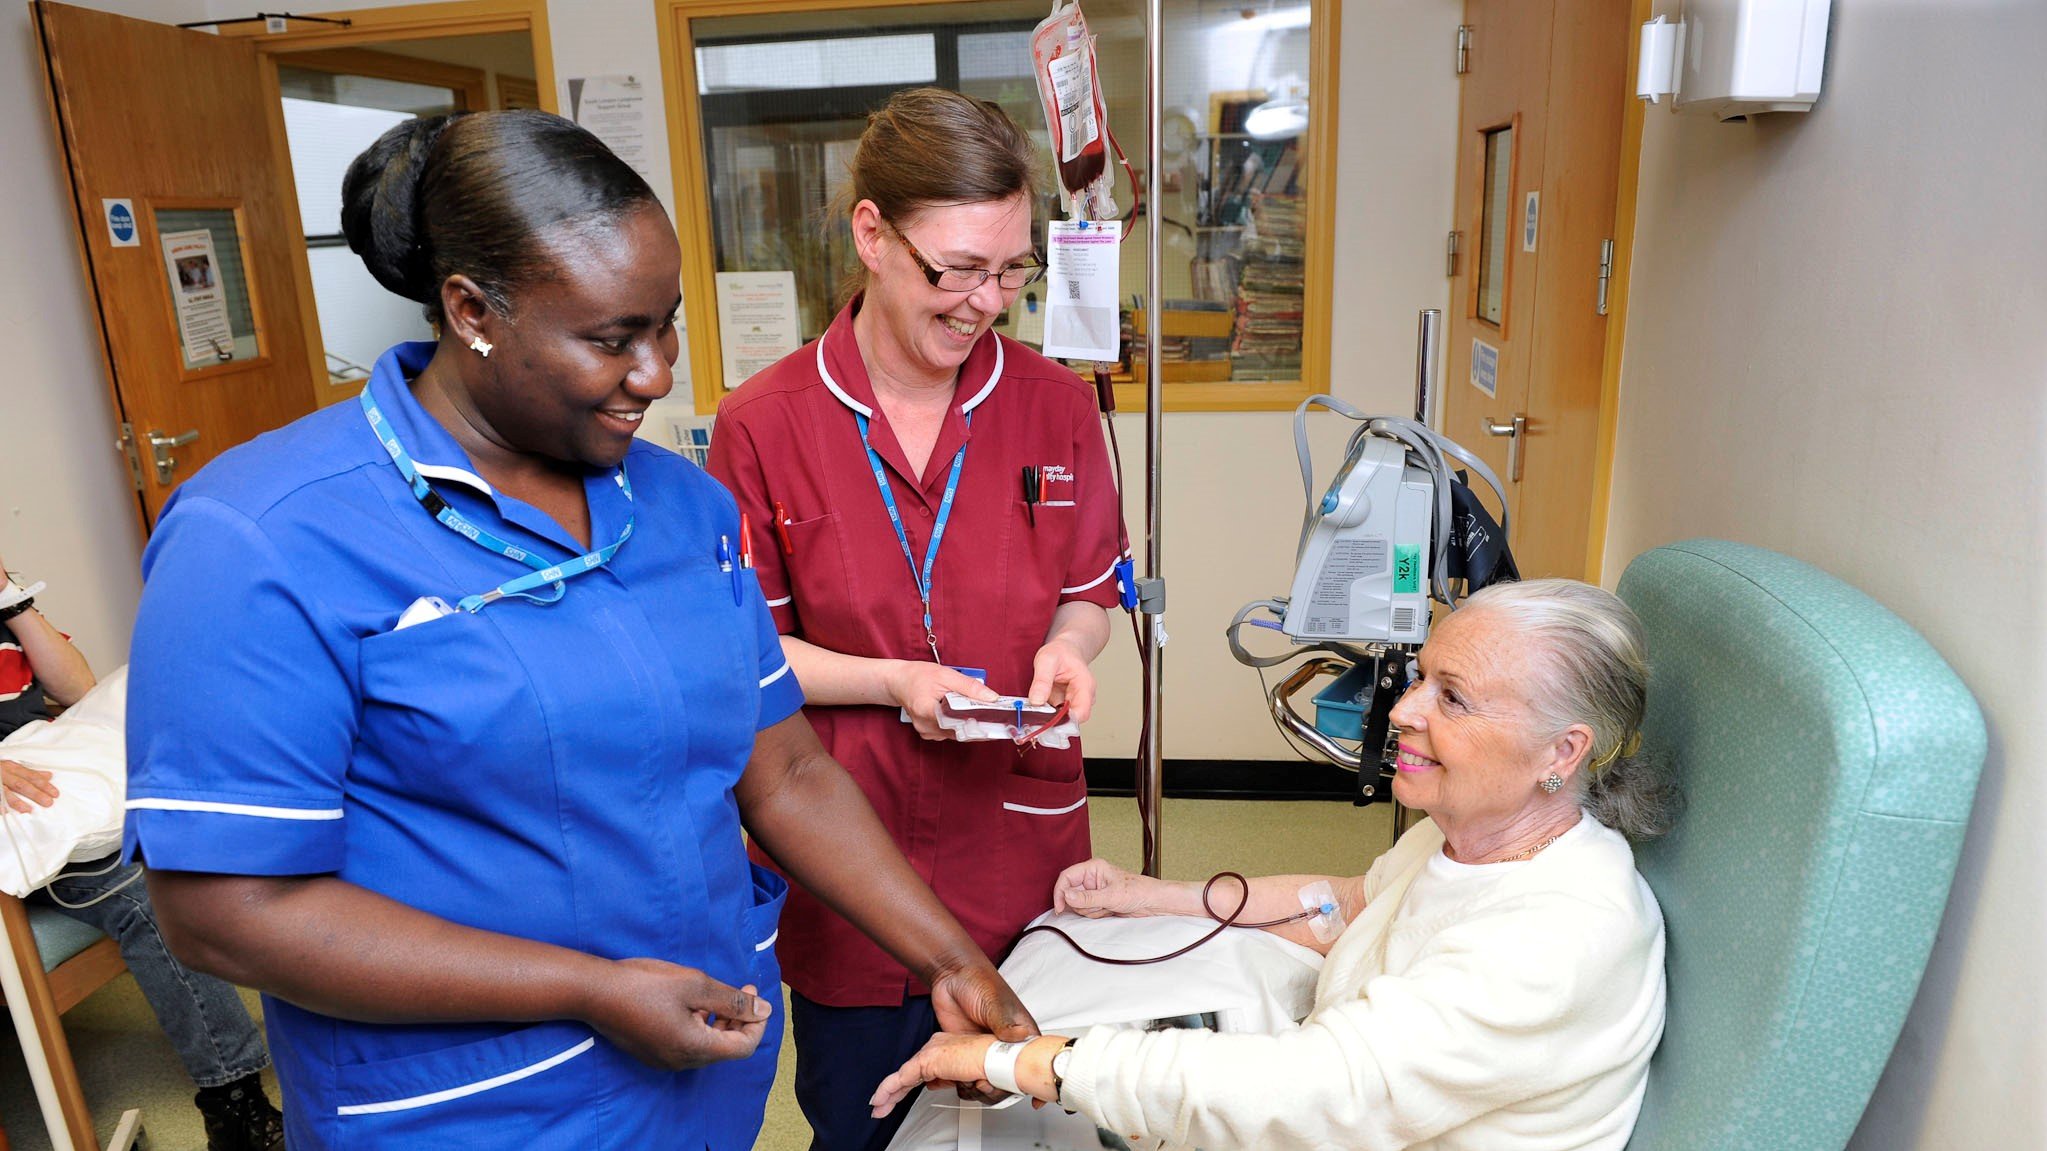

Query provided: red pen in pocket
[772,500,796,555]
[738,513,755,569]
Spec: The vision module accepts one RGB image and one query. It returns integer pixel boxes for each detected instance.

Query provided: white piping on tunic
[335,1038,596,1116]
[1061,558,1120,595]
[755,930,779,953]
[759,662,793,689]
[127,799,344,821]
[815,338,874,417]
[957,338,1005,412]
[816,327,1004,416]
[1002,796,1088,816]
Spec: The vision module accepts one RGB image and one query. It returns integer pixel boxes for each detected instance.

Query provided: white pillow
[0,666,128,897]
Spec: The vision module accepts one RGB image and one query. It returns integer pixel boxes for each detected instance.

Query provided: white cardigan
[1062,816,1667,1151]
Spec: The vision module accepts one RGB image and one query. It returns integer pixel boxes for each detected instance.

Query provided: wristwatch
[1050,1037,1077,1105]
[0,597,35,623]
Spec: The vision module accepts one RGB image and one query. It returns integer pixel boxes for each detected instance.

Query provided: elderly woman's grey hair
[1459,578,1683,840]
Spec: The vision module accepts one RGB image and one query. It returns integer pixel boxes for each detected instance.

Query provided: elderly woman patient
[872,578,1679,1150]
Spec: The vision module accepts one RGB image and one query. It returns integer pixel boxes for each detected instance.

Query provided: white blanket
[886,910,1323,1151]
[0,666,128,896]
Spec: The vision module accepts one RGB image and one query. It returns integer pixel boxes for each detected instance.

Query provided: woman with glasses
[708,87,1125,1151]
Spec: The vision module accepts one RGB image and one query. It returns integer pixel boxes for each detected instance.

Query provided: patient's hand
[1053,857,1183,919]
[1,760,58,813]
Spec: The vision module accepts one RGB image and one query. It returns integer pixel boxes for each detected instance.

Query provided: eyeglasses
[887,222,1046,292]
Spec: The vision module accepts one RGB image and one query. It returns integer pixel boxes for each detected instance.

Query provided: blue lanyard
[857,410,969,663]
[360,387,633,614]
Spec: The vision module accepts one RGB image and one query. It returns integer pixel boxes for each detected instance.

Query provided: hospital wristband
[982,1039,1028,1095]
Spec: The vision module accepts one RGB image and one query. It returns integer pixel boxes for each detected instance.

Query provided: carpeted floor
[0,795,1389,1150]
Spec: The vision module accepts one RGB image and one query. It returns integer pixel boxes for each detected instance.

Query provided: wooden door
[1442,0,1630,580]
[36,2,315,531]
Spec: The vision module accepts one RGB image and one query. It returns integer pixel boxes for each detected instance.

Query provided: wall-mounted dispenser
[1637,1,1831,120]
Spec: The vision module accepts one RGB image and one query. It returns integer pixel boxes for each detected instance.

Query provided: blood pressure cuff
[1446,473,1519,591]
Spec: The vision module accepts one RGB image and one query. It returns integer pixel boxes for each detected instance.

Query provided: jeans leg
[790,993,941,1151]
[36,858,269,1088]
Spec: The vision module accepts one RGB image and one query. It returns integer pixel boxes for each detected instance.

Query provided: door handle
[1483,414,1526,483]
[146,429,199,486]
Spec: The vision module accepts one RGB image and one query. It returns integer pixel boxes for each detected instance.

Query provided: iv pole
[1138,0,1166,878]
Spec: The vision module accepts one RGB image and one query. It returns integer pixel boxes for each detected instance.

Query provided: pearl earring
[469,336,493,358]
[1539,773,1564,794]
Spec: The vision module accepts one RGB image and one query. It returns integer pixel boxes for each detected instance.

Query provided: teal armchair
[1617,540,1985,1150]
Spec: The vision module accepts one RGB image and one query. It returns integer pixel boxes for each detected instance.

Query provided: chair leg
[0,895,98,1151]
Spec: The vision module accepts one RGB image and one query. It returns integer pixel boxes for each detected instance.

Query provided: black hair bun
[340,114,460,304]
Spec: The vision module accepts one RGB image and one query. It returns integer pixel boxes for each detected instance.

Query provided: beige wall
[1605,3,2047,1146]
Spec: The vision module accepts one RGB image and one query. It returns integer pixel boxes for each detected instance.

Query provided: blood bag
[1032,2,1117,220]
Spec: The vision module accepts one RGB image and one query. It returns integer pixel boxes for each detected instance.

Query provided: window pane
[695,33,937,94]
[280,97,413,237]
[1478,125,1513,327]
[958,31,1033,80]
[684,1,1324,390]
[277,66,459,117]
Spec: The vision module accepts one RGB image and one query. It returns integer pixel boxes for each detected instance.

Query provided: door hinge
[1456,25,1473,75]
[1596,238,1616,316]
[115,423,145,493]
[1446,231,1463,277]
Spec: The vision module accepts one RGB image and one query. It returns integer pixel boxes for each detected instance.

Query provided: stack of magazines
[1232,192,1307,375]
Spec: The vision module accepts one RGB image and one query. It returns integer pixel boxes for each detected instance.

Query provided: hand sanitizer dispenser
[1637,1,1831,120]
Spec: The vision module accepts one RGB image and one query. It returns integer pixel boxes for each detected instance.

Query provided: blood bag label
[1394,545,1421,594]
[1048,51,1099,161]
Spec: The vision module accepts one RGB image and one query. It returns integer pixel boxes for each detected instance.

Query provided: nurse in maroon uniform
[708,88,1123,1151]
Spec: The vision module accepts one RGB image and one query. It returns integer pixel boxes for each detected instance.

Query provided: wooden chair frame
[0,892,142,1151]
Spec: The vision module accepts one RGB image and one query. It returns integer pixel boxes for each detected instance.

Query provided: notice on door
[160,229,234,367]
[561,75,653,180]
[1470,338,1499,398]
[715,271,801,389]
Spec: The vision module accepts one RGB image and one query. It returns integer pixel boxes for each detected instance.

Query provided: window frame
[656,0,1340,414]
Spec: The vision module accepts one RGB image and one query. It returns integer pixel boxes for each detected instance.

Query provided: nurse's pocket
[331,1020,601,1144]
[997,770,1091,928]
[700,864,789,1151]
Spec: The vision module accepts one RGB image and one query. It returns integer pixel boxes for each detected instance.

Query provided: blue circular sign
[108,202,135,243]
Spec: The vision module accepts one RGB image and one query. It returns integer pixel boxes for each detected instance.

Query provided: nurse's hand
[929,961,1038,1102]
[1026,637,1096,723]
[887,661,999,740]
[585,959,771,1070]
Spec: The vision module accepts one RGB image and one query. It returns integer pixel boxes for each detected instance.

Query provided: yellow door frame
[218,0,557,408]
[1581,0,1651,583]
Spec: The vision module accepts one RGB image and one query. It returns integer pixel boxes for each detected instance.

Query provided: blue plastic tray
[1312,663,1377,742]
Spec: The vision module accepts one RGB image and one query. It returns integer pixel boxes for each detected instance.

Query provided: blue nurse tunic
[124,341,804,1149]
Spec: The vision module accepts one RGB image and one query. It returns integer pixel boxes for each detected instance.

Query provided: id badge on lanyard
[361,387,632,612]
[857,410,969,664]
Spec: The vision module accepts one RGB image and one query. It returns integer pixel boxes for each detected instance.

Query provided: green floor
[0,795,1387,1150]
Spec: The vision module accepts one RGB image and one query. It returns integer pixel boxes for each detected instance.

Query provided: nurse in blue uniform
[124,110,1033,1150]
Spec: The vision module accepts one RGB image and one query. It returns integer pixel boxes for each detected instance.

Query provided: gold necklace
[1500,835,1561,863]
